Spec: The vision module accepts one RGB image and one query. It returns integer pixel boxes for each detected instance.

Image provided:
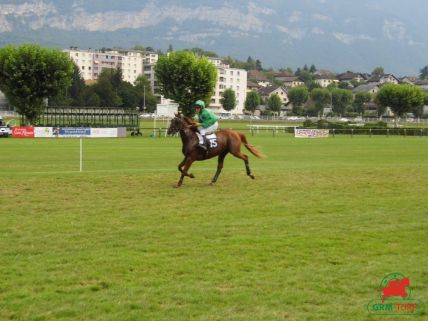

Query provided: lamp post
[143,85,146,112]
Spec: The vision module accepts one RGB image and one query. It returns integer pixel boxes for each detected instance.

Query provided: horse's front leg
[178,157,195,178]
[176,157,195,187]
[178,158,185,173]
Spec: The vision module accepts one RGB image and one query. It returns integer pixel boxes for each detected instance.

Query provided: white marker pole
[80,137,83,172]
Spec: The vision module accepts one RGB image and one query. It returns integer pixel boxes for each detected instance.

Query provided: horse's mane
[181,116,199,131]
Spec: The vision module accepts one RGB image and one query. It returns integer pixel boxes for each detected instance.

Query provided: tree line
[49,65,157,112]
[1,43,427,124]
[244,84,426,120]
[0,44,157,124]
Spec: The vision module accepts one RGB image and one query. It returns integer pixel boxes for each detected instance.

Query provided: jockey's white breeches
[198,122,218,135]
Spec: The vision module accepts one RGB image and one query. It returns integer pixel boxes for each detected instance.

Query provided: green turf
[1,135,427,321]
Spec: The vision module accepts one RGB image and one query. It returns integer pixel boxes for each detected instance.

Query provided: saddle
[196,132,218,150]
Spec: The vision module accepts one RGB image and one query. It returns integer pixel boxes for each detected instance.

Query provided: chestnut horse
[167,113,264,187]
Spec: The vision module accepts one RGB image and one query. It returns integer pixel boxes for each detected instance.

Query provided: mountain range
[1,0,427,76]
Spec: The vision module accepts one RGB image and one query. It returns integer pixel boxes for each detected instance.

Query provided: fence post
[404,128,407,137]
[387,129,389,137]
[332,129,335,137]
[351,128,354,138]
[369,128,372,138]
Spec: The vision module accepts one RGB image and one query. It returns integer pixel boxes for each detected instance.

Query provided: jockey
[194,100,218,151]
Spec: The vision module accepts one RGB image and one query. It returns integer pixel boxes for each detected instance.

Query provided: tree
[420,66,428,79]
[353,92,372,116]
[372,67,384,76]
[245,56,257,70]
[188,47,218,58]
[310,88,331,117]
[220,88,236,111]
[244,91,260,114]
[331,88,353,116]
[134,75,157,112]
[376,84,425,124]
[0,44,74,124]
[338,81,351,89]
[48,63,85,107]
[155,50,217,116]
[80,86,101,107]
[91,69,122,107]
[288,86,309,115]
[267,94,282,115]
[376,103,387,118]
[69,64,86,106]
[117,81,140,108]
[255,59,263,71]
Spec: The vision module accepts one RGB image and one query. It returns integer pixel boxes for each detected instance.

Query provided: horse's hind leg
[231,151,255,179]
[211,152,227,184]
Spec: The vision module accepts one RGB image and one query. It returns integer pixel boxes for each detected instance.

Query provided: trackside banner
[58,127,91,137]
[294,128,329,138]
[12,127,35,138]
[34,127,53,138]
[12,127,126,138]
[91,128,118,138]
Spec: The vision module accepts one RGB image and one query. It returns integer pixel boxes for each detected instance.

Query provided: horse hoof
[175,183,182,188]
[249,174,255,179]
[189,174,195,178]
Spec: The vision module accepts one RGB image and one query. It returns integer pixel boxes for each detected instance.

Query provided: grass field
[1,134,427,321]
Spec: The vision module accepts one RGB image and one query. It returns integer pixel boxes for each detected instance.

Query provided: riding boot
[198,135,207,151]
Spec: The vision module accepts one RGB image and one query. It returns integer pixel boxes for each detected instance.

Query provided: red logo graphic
[379,277,410,303]
[12,126,35,138]
[367,272,424,316]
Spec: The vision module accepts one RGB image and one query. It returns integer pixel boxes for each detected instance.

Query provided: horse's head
[167,113,185,135]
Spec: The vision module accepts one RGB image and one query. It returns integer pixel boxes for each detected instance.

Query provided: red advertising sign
[12,126,35,138]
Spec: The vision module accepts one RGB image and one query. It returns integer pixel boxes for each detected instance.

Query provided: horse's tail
[238,132,265,158]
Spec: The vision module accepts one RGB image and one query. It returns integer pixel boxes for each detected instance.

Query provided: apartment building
[64,49,246,114]
[209,58,247,114]
[64,48,158,88]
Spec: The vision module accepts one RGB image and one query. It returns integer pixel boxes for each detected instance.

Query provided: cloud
[0,15,12,32]
[333,32,375,44]
[176,31,220,46]
[311,27,325,35]
[383,19,406,41]
[0,2,57,16]
[277,25,305,40]
[289,11,302,23]
[312,13,330,22]
[0,1,272,34]
[333,32,354,44]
